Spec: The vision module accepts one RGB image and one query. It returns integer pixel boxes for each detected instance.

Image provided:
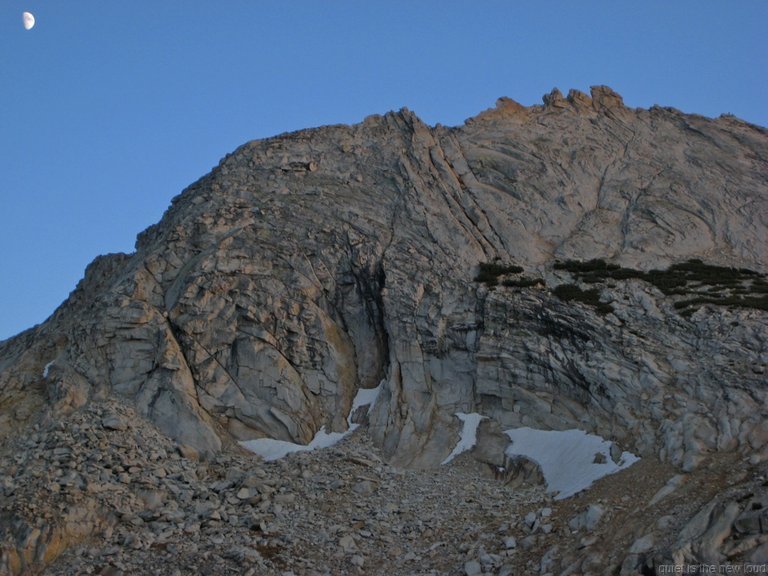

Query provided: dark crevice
[337,251,391,391]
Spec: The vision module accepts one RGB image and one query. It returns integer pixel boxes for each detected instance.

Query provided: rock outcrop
[1,86,767,572]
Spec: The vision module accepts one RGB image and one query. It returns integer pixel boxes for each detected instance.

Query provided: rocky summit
[1,86,767,575]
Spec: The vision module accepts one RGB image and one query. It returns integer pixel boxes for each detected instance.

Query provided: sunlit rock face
[1,86,766,471]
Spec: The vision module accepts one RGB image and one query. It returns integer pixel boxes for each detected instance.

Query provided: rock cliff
[1,86,767,573]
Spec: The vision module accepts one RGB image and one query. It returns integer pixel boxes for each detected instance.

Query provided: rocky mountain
[1,86,767,574]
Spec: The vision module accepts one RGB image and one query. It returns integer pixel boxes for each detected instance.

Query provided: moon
[22,11,35,30]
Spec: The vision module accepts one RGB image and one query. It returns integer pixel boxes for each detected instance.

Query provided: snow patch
[442,412,486,465]
[504,427,640,500]
[241,382,382,461]
[42,361,54,379]
[350,382,382,417]
[239,426,349,462]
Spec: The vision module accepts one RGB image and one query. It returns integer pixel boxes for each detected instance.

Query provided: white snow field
[442,412,486,465]
[240,382,382,461]
[504,427,640,499]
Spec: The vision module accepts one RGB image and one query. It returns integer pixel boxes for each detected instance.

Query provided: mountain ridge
[1,86,767,573]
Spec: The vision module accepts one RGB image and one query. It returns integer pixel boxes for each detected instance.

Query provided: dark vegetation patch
[554,258,768,315]
[501,277,546,288]
[474,262,524,286]
[473,257,767,316]
[552,284,613,315]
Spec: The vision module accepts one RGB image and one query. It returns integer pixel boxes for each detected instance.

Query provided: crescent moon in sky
[23,11,35,30]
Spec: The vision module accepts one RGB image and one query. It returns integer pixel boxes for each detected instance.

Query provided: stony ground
[2,400,767,575]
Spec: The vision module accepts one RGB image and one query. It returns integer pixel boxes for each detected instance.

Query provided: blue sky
[1,1,766,340]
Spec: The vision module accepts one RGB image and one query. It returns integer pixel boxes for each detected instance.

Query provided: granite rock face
[1,86,766,475]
